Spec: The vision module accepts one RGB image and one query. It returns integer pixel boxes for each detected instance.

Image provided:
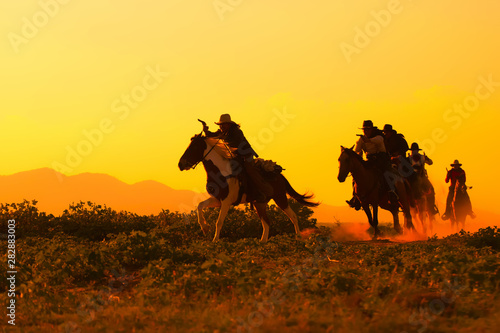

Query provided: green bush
[446,227,500,251]
[0,200,55,238]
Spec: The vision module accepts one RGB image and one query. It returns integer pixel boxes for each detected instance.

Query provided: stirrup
[346,198,361,210]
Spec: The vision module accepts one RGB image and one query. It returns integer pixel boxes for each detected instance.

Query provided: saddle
[231,158,283,205]
[253,158,284,178]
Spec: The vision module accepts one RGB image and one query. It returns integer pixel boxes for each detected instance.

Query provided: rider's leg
[427,181,439,215]
[244,161,273,203]
[346,180,361,210]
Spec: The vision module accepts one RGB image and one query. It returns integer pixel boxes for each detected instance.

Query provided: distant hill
[0,168,379,221]
[1,168,497,224]
[0,168,209,216]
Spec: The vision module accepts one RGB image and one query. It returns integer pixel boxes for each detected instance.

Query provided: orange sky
[0,1,499,215]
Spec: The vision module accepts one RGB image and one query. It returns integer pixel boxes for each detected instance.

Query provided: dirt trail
[320,217,497,245]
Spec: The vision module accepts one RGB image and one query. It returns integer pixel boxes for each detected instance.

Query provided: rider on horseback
[346,120,397,209]
[203,114,273,202]
[408,142,439,215]
[383,124,409,161]
[442,160,475,220]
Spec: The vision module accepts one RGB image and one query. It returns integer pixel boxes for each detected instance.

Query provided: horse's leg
[392,209,403,234]
[419,201,427,234]
[404,208,415,232]
[274,198,300,235]
[428,212,435,233]
[410,202,421,233]
[373,205,381,239]
[460,209,466,230]
[397,181,415,232]
[213,200,231,242]
[197,197,221,235]
[363,204,379,239]
[254,202,271,242]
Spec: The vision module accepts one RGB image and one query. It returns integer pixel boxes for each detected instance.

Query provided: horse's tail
[281,175,320,207]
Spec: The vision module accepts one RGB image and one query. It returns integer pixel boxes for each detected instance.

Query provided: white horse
[178,134,319,242]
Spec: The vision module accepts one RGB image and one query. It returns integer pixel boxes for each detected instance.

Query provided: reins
[191,136,235,170]
[191,120,236,169]
[191,136,221,169]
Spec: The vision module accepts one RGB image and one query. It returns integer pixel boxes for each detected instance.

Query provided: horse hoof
[395,226,403,234]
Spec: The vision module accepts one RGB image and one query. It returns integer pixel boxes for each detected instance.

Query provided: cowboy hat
[383,124,393,132]
[215,114,236,125]
[450,159,462,167]
[359,120,376,129]
[410,142,422,151]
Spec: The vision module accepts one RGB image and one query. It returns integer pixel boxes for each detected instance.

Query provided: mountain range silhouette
[0,168,208,216]
[3,168,494,223]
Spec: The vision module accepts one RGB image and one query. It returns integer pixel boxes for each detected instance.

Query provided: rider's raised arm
[204,127,222,138]
[354,136,364,155]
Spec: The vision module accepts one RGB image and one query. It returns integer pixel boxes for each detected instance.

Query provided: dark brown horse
[178,133,319,242]
[408,168,438,234]
[450,174,472,231]
[337,146,416,239]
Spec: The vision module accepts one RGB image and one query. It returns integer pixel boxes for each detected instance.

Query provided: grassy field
[1,200,499,332]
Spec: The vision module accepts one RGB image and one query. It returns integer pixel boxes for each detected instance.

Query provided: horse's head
[455,173,467,192]
[178,134,208,171]
[337,145,355,182]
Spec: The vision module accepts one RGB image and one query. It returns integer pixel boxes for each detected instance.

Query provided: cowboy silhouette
[407,142,438,215]
[383,124,409,159]
[347,120,396,209]
[203,114,273,202]
[442,160,475,220]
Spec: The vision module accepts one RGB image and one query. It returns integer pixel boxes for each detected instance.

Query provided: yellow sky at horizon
[0,1,499,215]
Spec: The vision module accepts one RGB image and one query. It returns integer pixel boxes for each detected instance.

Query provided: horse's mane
[343,147,367,166]
[205,137,237,160]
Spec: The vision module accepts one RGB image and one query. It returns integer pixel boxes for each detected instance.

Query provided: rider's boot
[346,196,361,210]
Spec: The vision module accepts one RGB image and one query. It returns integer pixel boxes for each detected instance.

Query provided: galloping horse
[450,174,471,231]
[408,169,437,234]
[178,133,319,242]
[337,146,416,239]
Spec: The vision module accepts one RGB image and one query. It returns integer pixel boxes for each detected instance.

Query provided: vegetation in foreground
[1,200,500,332]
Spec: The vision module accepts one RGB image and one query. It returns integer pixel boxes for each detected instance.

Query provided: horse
[450,174,472,231]
[178,133,319,242]
[337,146,416,239]
[407,168,438,234]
